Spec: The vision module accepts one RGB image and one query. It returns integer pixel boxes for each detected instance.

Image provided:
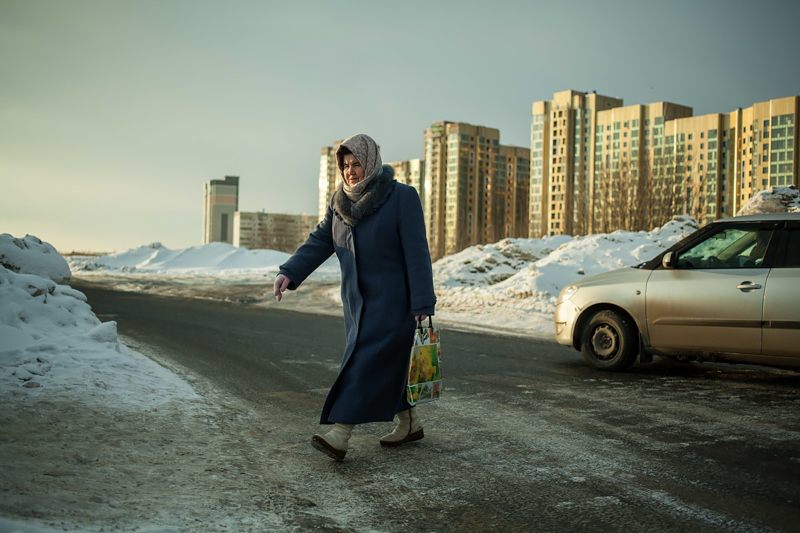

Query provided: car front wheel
[580,310,638,371]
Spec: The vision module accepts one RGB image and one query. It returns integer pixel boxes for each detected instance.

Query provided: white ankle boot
[380,407,424,447]
[311,423,354,461]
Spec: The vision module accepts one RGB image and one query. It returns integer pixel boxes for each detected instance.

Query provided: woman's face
[343,153,365,186]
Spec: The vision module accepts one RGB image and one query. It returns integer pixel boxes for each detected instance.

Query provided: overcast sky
[2,0,799,252]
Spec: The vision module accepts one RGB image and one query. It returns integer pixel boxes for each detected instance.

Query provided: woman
[273,133,436,461]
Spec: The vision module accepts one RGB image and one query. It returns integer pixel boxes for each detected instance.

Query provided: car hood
[568,267,652,289]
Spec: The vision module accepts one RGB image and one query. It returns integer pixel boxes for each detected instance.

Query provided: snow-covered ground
[67,242,340,284]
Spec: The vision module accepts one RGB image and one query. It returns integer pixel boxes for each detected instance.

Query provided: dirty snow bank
[432,216,700,335]
[0,234,197,408]
[736,185,800,216]
[0,234,71,284]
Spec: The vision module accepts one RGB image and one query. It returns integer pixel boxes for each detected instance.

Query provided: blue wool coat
[278,165,436,425]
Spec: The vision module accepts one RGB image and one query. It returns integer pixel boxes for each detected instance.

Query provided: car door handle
[737,282,762,291]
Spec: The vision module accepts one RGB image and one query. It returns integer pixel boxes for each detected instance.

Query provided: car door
[645,223,777,355]
[762,222,800,357]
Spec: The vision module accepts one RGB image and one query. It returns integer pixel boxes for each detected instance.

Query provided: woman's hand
[274,274,290,302]
[414,315,429,322]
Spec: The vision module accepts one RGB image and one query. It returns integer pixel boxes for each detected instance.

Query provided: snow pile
[0,234,72,284]
[433,235,573,287]
[737,185,800,216]
[68,241,340,282]
[0,236,197,408]
[432,216,699,335]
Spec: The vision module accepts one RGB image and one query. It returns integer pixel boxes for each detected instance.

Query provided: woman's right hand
[274,274,291,302]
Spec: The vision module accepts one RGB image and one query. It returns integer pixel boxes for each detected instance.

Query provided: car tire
[580,310,638,371]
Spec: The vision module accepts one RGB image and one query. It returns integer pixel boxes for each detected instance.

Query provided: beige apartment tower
[530,90,798,237]
[498,145,531,239]
[203,176,239,244]
[319,142,343,221]
[423,121,501,259]
[387,159,425,207]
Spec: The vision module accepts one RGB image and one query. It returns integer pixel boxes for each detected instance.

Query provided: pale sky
[2,0,799,252]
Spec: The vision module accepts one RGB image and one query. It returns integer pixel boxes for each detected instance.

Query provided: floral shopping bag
[407,317,442,406]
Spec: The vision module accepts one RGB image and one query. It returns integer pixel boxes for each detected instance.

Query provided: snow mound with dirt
[433,235,573,287]
[0,233,72,285]
[0,235,197,408]
[736,185,800,216]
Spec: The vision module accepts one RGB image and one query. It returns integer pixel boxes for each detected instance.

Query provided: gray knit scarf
[332,165,395,227]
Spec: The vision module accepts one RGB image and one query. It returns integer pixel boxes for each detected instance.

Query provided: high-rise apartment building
[387,159,425,207]
[530,90,798,237]
[530,91,626,238]
[498,145,531,239]
[319,142,343,221]
[591,101,693,233]
[203,176,239,244]
[233,211,318,254]
[422,121,451,260]
[423,121,501,259]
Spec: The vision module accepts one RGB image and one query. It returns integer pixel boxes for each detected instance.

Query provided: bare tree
[592,148,690,234]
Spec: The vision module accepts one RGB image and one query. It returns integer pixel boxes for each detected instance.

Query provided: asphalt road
[76,283,800,532]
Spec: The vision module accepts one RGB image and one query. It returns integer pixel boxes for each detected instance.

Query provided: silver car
[555,213,800,371]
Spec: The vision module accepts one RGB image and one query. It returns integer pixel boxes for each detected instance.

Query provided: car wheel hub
[591,325,618,359]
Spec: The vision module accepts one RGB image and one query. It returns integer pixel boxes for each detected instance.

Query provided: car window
[782,229,800,267]
[676,227,773,269]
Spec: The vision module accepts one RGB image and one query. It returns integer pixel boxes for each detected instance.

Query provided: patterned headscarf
[336,134,382,202]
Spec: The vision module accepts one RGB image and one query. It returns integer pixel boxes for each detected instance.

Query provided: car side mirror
[662,252,677,269]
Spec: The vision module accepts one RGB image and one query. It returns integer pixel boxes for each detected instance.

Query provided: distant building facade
[203,176,239,244]
[387,158,425,206]
[233,211,319,253]
[423,121,502,259]
[530,90,799,237]
[318,142,343,221]
[498,145,531,239]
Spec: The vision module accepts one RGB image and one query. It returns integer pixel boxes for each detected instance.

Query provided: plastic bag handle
[416,316,433,331]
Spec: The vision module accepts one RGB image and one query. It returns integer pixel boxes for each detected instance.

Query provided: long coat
[278,165,436,425]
